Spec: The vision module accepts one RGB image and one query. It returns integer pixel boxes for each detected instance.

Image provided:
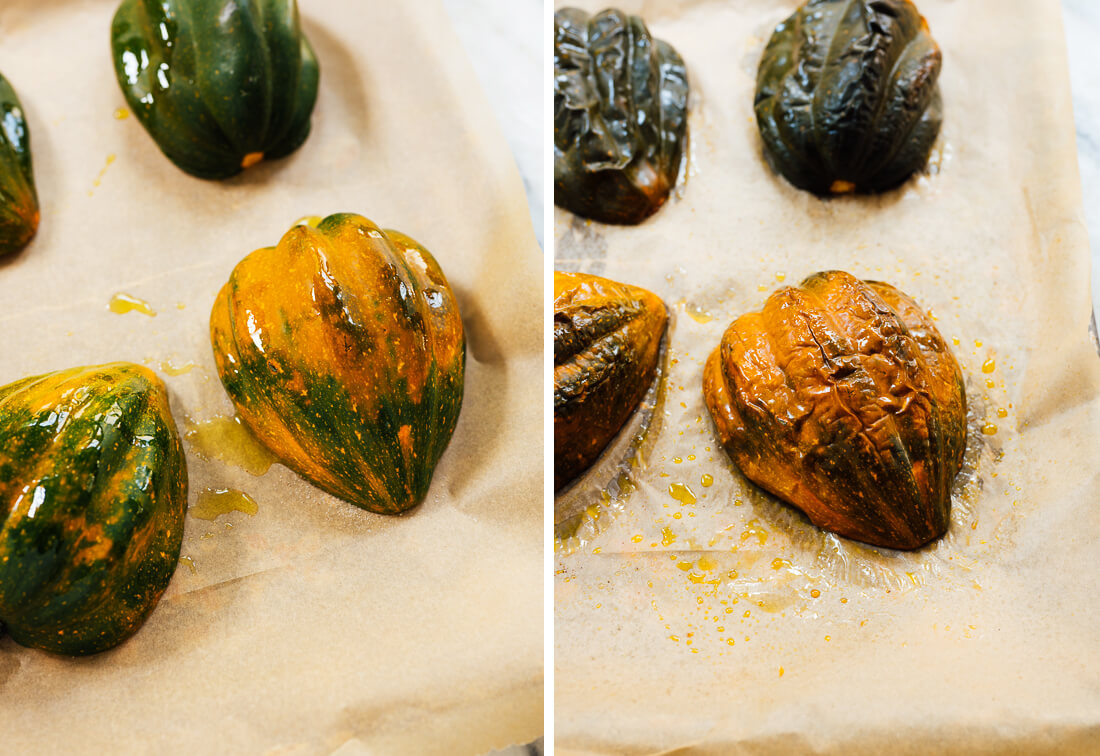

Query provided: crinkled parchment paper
[0,0,542,753]
[554,0,1100,753]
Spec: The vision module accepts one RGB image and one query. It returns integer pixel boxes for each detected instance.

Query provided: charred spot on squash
[703,271,966,550]
[554,7,689,224]
[755,0,943,195]
[554,271,668,491]
[210,213,465,515]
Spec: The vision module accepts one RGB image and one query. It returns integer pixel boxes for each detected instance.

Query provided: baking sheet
[554,0,1100,753]
[0,1,543,753]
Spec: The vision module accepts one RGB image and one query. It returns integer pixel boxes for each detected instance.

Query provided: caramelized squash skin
[703,271,966,550]
[554,271,667,491]
[210,214,465,516]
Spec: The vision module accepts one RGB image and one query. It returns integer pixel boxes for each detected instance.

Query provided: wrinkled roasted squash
[703,271,966,549]
[755,0,943,195]
[555,271,667,491]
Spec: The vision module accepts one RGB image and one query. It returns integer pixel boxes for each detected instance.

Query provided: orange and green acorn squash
[554,7,689,224]
[755,0,942,195]
[555,271,667,491]
[110,0,319,179]
[0,363,187,655]
[0,70,39,257]
[703,271,966,550]
[210,214,465,515]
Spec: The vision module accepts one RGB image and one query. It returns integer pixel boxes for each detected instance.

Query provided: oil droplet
[668,483,697,506]
[740,520,768,545]
[974,340,983,348]
[631,534,643,543]
[190,488,258,521]
[661,527,677,546]
[688,572,705,584]
[775,272,786,282]
[179,555,196,574]
[114,108,130,120]
[824,635,831,642]
[726,638,736,646]
[686,307,713,324]
[996,407,1008,418]
[981,358,996,374]
[981,423,998,436]
[673,456,683,464]
[810,589,821,598]
[109,292,156,317]
[185,415,276,475]
[159,359,196,376]
[985,378,996,389]
[294,215,323,228]
[951,337,960,346]
[778,666,785,677]
[687,454,696,461]
[176,302,186,310]
[700,474,714,487]
[92,153,117,188]
[698,555,717,571]
[771,557,791,570]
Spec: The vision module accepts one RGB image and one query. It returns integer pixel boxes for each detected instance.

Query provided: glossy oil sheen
[703,271,966,550]
[554,271,668,491]
[110,0,320,179]
[554,8,689,224]
[0,363,187,655]
[210,213,466,515]
[755,0,943,195]
[0,70,39,256]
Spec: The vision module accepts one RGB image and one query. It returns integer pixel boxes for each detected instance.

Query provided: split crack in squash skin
[554,7,689,224]
[210,213,465,516]
[0,70,39,257]
[0,363,187,655]
[110,0,319,180]
[754,0,943,195]
[554,271,668,492]
[703,271,966,550]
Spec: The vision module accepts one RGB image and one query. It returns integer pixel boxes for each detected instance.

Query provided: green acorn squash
[210,214,465,515]
[0,70,39,257]
[554,7,689,224]
[0,363,187,655]
[755,0,943,195]
[555,271,667,491]
[110,0,319,179]
[703,271,966,550]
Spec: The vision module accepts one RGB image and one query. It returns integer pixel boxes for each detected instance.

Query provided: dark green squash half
[110,0,320,179]
[210,214,466,515]
[755,0,943,195]
[554,7,689,224]
[0,70,39,257]
[0,363,187,655]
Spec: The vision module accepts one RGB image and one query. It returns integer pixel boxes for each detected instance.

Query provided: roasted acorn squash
[554,7,689,224]
[703,271,966,550]
[210,214,465,515]
[555,271,667,491]
[0,70,39,257]
[755,0,942,195]
[0,363,187,655]
[111,0,320,179]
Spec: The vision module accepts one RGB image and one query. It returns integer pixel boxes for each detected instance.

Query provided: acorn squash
[0,363,187,655]
[755,0,943,195]
[554,7,689,224]
[0,70,39,257]
[555,271,667,491]
[210,214,465,515]
[703,271,966,550]
[110,0,320,179]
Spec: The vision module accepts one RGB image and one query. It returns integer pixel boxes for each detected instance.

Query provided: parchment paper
[0,1,543,753]
[554,1,1100,753]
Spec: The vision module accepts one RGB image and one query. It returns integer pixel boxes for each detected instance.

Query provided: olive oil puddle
[183,415,276,476]
[555,333,671,548]
[190,488,259,521]
[108,292,156,316]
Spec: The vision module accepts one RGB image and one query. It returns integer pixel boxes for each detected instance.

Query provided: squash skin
[110,0,319,180]
[210,214,465,515]
[555,271,667,491]
[703,271,966,550]
[0,70,39,257]
[0,363,186,656]
[755,0,943,195]
[554,8,689,225]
